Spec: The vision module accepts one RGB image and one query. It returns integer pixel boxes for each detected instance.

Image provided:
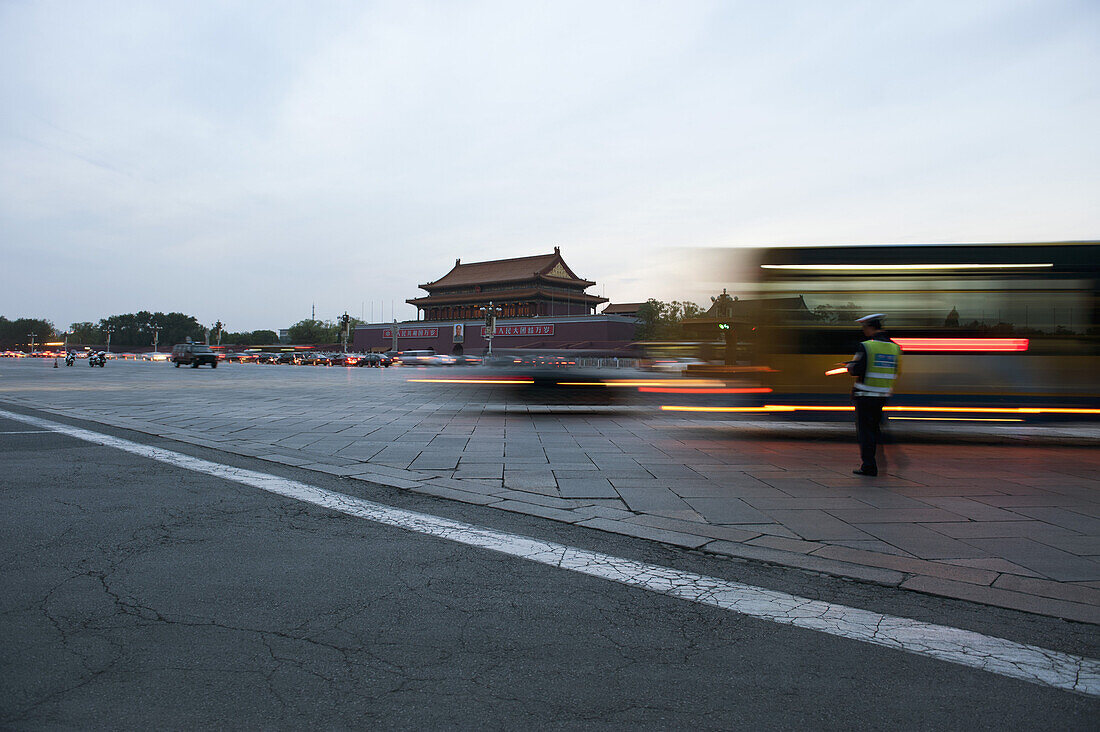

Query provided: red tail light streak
[407,378,535,385]
[892,338,1029,353]
[660,404,1100,416]
[638,387,773,394]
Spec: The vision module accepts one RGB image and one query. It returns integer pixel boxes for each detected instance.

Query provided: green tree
[223,331,250,346]
[157,312,205,345]
[198,328,279,347]
[634,299,704,341]
[95,312,204,347]
[0,316,56,349]
[287,319,337,344]
[635,299,670,341]
[68,321,104,346]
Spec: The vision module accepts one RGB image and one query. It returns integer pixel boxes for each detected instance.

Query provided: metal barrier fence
[573,358,639,369]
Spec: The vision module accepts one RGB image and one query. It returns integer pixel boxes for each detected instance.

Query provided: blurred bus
[666,242,1099,421]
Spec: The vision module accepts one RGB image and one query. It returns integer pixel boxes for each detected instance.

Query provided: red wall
[353,316,637,354]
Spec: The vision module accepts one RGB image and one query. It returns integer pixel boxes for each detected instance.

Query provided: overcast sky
[2,0,1097,332]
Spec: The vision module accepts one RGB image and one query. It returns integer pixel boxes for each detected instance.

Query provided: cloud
[1,0,1097,329]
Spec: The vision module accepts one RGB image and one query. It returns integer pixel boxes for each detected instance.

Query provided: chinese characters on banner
[378,324,554,339]
[481,324,555,337]
[382,328,439,338]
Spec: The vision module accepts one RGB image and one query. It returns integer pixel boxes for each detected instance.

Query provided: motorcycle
[65,353,75,367]
[88,352,106,367]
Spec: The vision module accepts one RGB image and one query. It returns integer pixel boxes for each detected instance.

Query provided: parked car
[276,352,303,365]
[256,352,280,364]
[171,343,218,368]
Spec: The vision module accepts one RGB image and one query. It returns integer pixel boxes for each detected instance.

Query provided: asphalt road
[1,409,1097,729]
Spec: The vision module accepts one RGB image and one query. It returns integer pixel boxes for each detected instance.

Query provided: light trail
[893,338,1029,353]
[661,404,1100,415]
[760,263,1054,271]
[407,378,535,385]
[887,417,1025,422]
[638,387,773,394]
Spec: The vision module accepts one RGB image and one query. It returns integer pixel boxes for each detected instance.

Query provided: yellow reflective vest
[855,339,901,396]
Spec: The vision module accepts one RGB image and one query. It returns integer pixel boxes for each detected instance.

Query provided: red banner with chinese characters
[481,324,555,337]
[382,328,439,338]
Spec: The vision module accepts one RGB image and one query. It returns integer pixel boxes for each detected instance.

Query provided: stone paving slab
[3,359,1099,624]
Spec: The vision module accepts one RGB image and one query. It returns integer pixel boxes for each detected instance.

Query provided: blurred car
[330,353,361,367]
[301,352,331,366]
[645,357,706,373]
[393,350,439,366]
[256,352,280,364]
[276,352,303,365]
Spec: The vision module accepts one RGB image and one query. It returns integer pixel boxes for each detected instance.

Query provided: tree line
[0,316,57,349]
[1,313,279,349]
[285,317,363,345]
[634,299,706,341]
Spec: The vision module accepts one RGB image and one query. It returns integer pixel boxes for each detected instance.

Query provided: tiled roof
[408,288,608,307]
[420,249,594,290]
[602,303,644,314]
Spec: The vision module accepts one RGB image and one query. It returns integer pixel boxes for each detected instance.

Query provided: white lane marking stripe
[2,407,1097,698]
[0,430,54,434]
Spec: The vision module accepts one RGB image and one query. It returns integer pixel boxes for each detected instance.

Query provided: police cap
[856,313,885,328]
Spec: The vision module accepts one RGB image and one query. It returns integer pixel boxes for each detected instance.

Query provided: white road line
[0,430,54,434]
[2,406,1097,698]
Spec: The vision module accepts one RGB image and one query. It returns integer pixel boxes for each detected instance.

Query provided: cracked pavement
[2,412,1099,727]
[1,359,1098,624]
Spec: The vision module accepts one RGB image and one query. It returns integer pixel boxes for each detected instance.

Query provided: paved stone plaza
[2,358,1098,623]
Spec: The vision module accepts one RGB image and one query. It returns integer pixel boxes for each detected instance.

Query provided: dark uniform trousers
[854,396,888,472]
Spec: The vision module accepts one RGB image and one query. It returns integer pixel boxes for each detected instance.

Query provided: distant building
[601,303,645,317]
[353,314,637,355]
[354,248,635,355]
[278,329,290,343]
[406,247,608,321]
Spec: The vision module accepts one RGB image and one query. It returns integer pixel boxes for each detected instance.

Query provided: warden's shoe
[852,468,878,476]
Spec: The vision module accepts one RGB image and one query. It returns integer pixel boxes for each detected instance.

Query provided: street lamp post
[482,302,502,357]
[27,332,38,355]
[104,326,114,354]
[152,323,162,354]
[340,312,351,353]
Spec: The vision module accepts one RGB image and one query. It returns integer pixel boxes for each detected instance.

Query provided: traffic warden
[846,314,901,476]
